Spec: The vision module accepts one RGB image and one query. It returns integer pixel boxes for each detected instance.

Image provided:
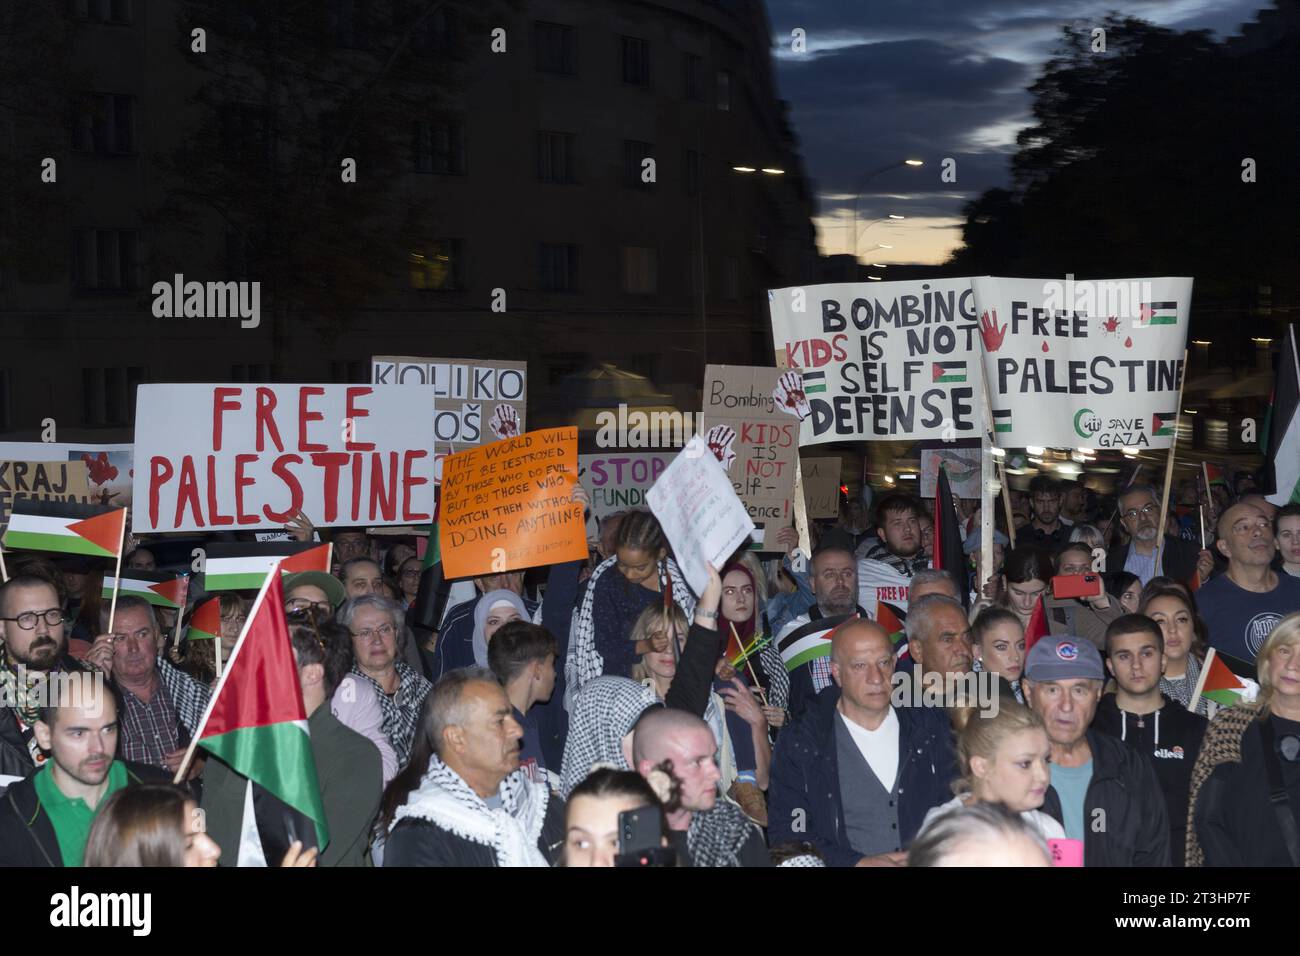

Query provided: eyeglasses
[352,622,396,642]
[1121,504,1158,521]
[286,599,332,614]
[0,609,65,630]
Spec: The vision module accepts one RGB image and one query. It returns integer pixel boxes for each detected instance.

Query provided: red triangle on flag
[280,543,332,575]
[201,571,307,737]
[1153,415,1164,433]
[148,576,189,607]
[67,508,126,557]
[1024,595,1050,653]
[725,628,746,663]
[190,597,222,639]
[931,364,943,383]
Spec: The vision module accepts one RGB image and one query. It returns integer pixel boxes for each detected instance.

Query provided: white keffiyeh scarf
[391,757,551,867]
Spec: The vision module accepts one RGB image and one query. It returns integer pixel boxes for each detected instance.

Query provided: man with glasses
[1025,475,1073,550]
[339,594,431,769]
[0,576,90,777]
[284,570,346,619]
[1105,484,1213,588]
[84,596,210,776]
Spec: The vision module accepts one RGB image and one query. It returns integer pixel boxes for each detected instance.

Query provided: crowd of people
[1,467,1299,868]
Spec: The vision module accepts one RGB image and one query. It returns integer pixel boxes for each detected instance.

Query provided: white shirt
[919,795,1067,842]
[838,707,899,791]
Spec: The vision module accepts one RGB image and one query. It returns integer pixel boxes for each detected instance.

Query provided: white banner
[971,276,1192,449]
[132,384,438,533]
[768,278,984,444]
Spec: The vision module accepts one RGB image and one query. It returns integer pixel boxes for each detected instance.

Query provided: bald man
[1198,502,1300,661]
[768,620,956,866]
[631,708,768,867]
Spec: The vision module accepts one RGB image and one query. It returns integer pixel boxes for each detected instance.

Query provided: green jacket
[201,706,382,867]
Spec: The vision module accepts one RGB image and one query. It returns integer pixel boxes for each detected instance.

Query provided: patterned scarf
[862,541,928,578]
[559,676,661,798]
[353,660,432,770]
[687,798,761,868]
[0,642,53,726]
[565,555,696,705]
[1159,653,1208,716]
[391,757,551,867]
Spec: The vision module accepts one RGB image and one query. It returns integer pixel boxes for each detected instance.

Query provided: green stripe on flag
[2,531,115,557]
[204,571,272,592]
[784,644,833,672]
[937,374,966,383]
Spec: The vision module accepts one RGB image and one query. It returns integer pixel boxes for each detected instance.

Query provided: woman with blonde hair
[917,702,1065,844]
[1188,612,1300,866]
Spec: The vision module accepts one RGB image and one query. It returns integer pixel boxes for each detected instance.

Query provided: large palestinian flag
[2,501,126,558]
[103,571,189,609]
[1263,325,1300,506]
[778,612,858,673]
[202,542,332,592]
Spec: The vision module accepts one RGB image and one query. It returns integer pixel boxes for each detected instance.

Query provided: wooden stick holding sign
[1154,349,1190,575]
[0,543,8,583]
[979,370,1016,551]
[980,429,995,603]
[791,460,812,560]
[105,519,128,633]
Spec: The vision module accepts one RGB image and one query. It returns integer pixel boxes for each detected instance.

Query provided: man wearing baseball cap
[283,571,347,617]
[1023,634,1170,866]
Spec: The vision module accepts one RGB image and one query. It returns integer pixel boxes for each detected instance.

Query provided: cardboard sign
[768,279,983,444]
[699,365,800,550]
[646,435,756,596]
[0,442,132,511]
[439,427,587,578]
[0,460,94,536]
[578,452,671,518]
[800,457,841,519]
[371,355,527,482]
[971,276,1192,449]
[132,384,438,533]
[920,445,983,500]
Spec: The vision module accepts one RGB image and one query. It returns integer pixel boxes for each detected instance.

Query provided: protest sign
[0,460,94,536]
[971,276,1193,449]
[799,457,841,519]
[371,355,527,481]
[0,442,133,511]
[439,427,586,579]
[646,435,756,596]
[768,279,983,444]
[578,452,671,518]
[131,384,437,533]
[920,444,982,499]
[699,365,800,550]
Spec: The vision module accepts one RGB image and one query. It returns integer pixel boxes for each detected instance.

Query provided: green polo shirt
[32,760,129,867]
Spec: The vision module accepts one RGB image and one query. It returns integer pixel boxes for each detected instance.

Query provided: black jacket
[1107,535,1202,588]
[0,760,167,867]
[1194,717,1298,866]
[0,656,91,779]
[784,604,872,721]
[1092,694,1205,867]
[1040,730,1170,866]
[768,686,957,867]
[384,792,566,867]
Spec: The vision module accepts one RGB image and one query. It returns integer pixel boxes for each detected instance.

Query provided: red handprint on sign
[489,405,521,440]
[772,370,811,421]
[979,310,1007,352]
[705,424,737,471]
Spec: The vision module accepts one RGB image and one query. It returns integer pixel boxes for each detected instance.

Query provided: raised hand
[979,309,1007,352]
[772,370,811,421]
[284,510,315,542]
[705,424,737,471]
[490,404,521,440]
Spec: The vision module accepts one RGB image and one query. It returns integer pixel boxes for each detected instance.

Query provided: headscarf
[559,677,661,798]
[472,590,529,668]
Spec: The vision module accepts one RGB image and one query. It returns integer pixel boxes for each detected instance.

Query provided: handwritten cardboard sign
[0,460,94,536]
[800,457,841,519]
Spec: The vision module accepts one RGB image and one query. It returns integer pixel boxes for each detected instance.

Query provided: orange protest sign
[439,427,587,578]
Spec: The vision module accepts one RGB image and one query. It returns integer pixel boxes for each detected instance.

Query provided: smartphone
[617,806,663,858]
[1052,573,1103,600]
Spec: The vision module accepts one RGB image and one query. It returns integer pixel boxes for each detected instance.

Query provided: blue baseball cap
[1024,635,1104,682]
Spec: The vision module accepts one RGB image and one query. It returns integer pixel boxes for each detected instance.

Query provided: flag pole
[1154,349,1190,575]
[1199,505,1207,551]
[105,511,128,633]
[173,562,278,785]
[791,460,812,559]
[171,576,188,655]
[0,542,8,583]
[1187,646,1215,716]
[729,622,768,707]
[980,369,1016,550]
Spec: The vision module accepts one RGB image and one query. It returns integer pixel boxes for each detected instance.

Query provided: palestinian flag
[203,542,332,592]
[932,362,967,384]
[875,601,906,646]
[801,370,826,394]
[1151,412,1176,437]
[187,597,222,642]
[726,631,771,670]
[1134,302,1178,327]
[1203,462,1227,488]
[1190,648,1249,712]
[102,571,189,609]
[2,501,126,558]
[992,408,1012,433]
[1262,325,1300,506]
[778,612,857,673]
[1024,595,1049,654]
[932,464,969,607]
[411,501,454,634]
[194,569,330,851]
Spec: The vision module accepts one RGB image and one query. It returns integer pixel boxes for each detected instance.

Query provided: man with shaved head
[768,620,956,866]
[631,708,768,867]
[1198,501,1300,662]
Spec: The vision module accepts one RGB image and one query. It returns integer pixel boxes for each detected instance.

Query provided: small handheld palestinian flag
[2,500,127,559]
[102,570,189,609]
[1189,647,1249,714]
[875,602,906,647]
[203,541,332,592]
[1023,595,1050,654]
[187,597,222,642]
[778,612,858,673]
[726,631,772,670]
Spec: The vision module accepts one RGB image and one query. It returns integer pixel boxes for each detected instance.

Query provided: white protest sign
[768,279,983,445]
[646,436,755,596]
[132,384,438,533]
[578,452,671,518]
[971,276,1192,449]
[0,442,133,510]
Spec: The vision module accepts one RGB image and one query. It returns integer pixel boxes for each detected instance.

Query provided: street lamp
[848,159,922,259]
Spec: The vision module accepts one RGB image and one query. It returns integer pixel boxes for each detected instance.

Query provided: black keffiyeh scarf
[559,676,661,798]
[353,660,432,770]
[687,799,761,868]
[862,541,928,578]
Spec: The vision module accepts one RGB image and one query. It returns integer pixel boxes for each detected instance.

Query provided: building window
[684,54,703,101]
[414,119,466,174]
[328,0,367,49]
[71,93,134,155]
[535,21,575,75]
[621,36,649,86]
[623,139,654,188]
[537,131,576,183]
[73,229,139,291]
[717,70,732,111]
[409,239,464,290]
[722,256,740,299]
[686,150,701,197]
[622,247,658,295]
[539,243,578,292]
[72,0,133,24]
[82,366,145,426]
